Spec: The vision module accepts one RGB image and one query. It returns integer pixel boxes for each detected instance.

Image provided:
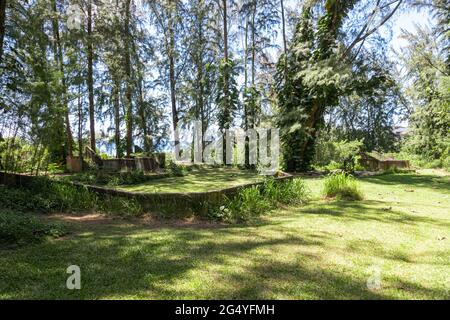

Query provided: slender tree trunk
[243,16,249,131]
[222,0,229,164]
[195,3,206,154]
[280,0,287,78]
[251,3,256,87]
[87,0,96,151]
[112,78,122,158]
[137,77,151,153]
[124,0,133,157]
[52,0,73,157]
[250,2,256,128]
[77,83,83,163]
[168,1,179,154]
[0,0,6,64]
[222,0,229,126]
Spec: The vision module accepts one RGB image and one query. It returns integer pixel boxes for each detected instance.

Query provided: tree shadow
[298,200,450,229]
[363,173,450,194]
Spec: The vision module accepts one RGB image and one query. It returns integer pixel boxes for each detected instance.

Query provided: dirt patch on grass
[45,212,227,230]
[47,213,115,225]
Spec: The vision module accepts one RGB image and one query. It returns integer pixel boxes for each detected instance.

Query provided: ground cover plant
[0,210,67,247]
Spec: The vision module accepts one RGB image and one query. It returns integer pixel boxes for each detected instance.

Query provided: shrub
[0,210,68,246]
[314,138,363,171]
[323,172,363,201]
[97,196,143,217]
[167,161,186,177]
[0,178,143,216]
[221,186,270,221]
[209,178,310,222]
[263,178,309,205]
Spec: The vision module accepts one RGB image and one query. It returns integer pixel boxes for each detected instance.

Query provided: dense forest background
[0,0,448,173]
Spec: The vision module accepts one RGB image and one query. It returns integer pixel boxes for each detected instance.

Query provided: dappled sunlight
[1,172,449,299]
[116,168,264,193]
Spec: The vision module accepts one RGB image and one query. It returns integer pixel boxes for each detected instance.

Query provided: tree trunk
[0,0,6,64]
[280,0,287,77]
[87,0,96,151]
[52,0,73,157]
[221,0,229,164]
[137,76,151,153]
[112,78,122,158]
[243,16,249,131]
[168,1,179,154]
[222,0,229,128]
[77,83,83,162]
[124,0,133,157]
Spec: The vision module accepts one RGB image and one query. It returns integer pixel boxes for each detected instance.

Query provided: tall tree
[124,0,133,157]
[0,0,6,64]
[51,0,74,157]
[276,0,404,171]
[87,0,96,152]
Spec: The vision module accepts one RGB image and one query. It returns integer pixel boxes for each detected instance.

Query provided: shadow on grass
[363,173,450,194]
[0,220,388,300]
[298,200,450,229]
[2,217,448,300]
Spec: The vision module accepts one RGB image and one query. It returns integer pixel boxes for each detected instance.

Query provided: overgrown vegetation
[67,169,167,187]
[313,137,364,171]
[209,178,310,222]
[0,179,143,217]
[323,172,363,201]
[0,210,67,247]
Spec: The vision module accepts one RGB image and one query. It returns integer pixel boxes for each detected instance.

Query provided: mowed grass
[0,170,449,299]
[116,167,264,193]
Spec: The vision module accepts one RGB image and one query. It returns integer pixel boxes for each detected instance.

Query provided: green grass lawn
[0,170,449,299]
[116,167,264,193]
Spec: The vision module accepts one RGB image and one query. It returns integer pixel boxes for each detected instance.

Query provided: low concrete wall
[0,171,37,187]
[0,171,293,216]
[100,154,166,173]
[379,160,410,171]
[359,158,410,171]
[72,175,294,214]
[67,156,83,173]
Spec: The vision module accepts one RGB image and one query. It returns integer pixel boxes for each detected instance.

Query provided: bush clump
[0,179,143,216]
[323,172,363,201]
[209,178,310,222]
[0,210,68,246]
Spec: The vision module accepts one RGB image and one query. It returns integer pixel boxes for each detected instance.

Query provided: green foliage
[400,26,450,165]
[323,172,363,201]
[226,186,271,221]
[209,178,310,222]
[167,161,186,177]
[216,58,240,130]
[0,178,143,216]
[275,2,357,172]
[0,210,68,246]
[314,137,363,171]
[0,179,96,213]
[96,196,143,217]
[263,178,310,206]
[393,151,450,171]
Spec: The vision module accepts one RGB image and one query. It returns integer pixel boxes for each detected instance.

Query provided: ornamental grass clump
[323,172,363,201]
